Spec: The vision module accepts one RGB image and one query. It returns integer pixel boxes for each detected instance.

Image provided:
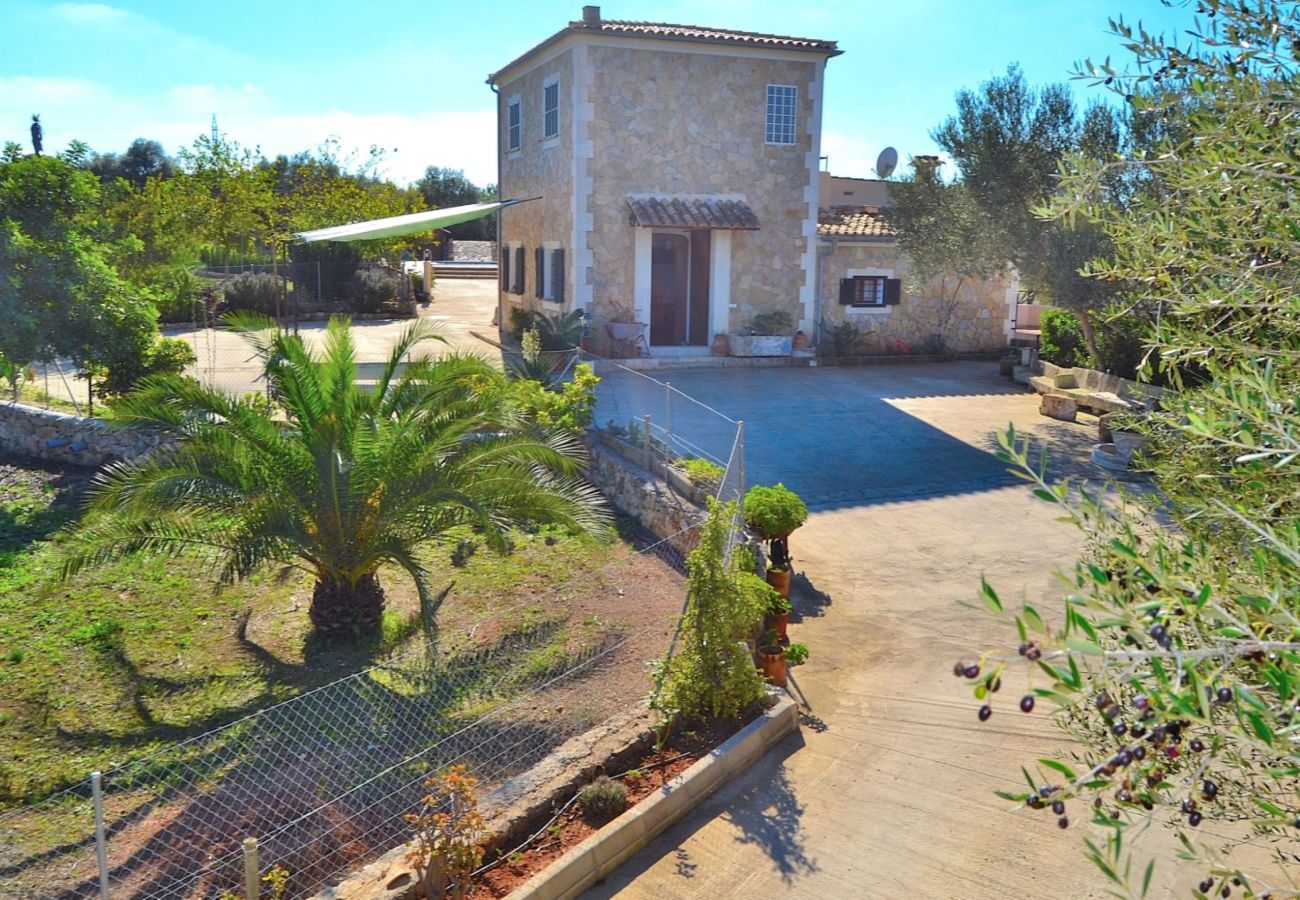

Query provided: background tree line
[0,126,495,402]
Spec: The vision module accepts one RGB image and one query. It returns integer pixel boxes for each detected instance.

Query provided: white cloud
[48,2,131,27]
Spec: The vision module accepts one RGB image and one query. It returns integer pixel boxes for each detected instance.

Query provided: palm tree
[66,315,609,638]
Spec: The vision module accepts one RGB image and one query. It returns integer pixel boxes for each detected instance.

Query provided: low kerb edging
[505,693,799,900]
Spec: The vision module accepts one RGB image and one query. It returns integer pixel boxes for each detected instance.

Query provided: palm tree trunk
[309,573,386,637]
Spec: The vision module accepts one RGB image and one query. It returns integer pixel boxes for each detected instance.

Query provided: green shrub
[577,776,627,822]
[749,310,794,335]
[536,309,585,351]
[508,308,539,343]
[155,268,201,323]
[680,458,724,488]
[510,363,600,432]
[743,484,808,540]
[348,270,397,314]
[784,643,809,667]
[222,273,282,315]
[650,499,768,725]
[1038,307,1086,368]
[818,318,865,358]
[1095,308,1151,381]
[410,271,425,300]
[96,335,196,398]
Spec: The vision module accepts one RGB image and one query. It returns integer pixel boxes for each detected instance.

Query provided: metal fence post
[642,414,652,466]
[665,382,676,473]
[243,837,260,899]
[91,771,110,900]
[736,420,746,500]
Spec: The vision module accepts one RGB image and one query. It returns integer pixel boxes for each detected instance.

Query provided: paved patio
[587,362,1200,899]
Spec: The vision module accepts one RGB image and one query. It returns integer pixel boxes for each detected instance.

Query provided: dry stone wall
[0,402,168,467]
[584,436,706,553]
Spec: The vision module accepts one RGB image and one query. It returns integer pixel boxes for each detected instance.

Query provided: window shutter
[535,247,545,298]
[884,278,902,305]
[500,247,510,293]
[552,248,565,302]
[513,246,525,293]
[838,278,856,305]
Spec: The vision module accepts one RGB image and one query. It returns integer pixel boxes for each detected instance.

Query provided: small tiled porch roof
[626,195,761,230]
[816,205,896,239]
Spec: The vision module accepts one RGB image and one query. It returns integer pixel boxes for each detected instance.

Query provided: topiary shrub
[743,483,808,570]
[348,270,397,314]
[222,273,282,316]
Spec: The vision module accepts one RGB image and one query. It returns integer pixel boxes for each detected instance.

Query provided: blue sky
[0,1,1196,187]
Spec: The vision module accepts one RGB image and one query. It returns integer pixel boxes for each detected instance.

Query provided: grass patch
[0,459,635,808]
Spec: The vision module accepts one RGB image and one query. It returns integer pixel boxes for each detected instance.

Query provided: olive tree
[957,3,1300,896]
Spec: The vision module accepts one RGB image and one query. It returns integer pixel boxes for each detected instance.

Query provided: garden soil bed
[468,713,754,898]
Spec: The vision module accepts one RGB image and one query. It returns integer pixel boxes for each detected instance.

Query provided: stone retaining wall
[583,435,707,553]
[0,402,169,468]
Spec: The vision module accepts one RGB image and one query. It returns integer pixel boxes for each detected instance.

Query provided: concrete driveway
[588,362,1199,899]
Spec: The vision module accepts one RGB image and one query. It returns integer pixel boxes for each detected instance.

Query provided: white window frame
[506,94,522,156]
[542,75,560,145]
[845,267,895,315]
[541,241,562,301]
[765,84,798,146]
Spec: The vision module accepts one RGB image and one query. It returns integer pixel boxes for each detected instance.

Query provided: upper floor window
[507,95,522,153]
[542,76,560,141]
[765,84,797,145]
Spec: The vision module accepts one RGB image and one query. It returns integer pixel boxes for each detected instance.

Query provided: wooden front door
[650,230,710,346]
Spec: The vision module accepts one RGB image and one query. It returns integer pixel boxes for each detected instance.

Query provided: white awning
[294,199,527,243]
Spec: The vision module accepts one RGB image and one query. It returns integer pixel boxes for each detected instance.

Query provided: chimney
[582,5,601,26]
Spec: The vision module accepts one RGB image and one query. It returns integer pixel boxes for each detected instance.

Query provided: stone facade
[820,241,1016,354]
[0,402,169,467]
[497,46,576,324]
[584,46,821,340]
[492,19,833,355]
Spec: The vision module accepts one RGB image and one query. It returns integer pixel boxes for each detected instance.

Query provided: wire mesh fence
[1,361,747,899]
[0,526,697,900]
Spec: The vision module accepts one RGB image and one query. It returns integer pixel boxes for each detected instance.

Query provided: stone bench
[1029,363,1163,418]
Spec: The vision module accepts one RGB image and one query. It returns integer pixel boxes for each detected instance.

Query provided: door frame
[633,229,732,348]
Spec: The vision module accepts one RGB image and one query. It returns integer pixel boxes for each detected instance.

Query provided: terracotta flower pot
[711,333,730,357]
[765,610,790,642]
[766,566,791,599]
[792,330,811,350]
[757,647,787,687]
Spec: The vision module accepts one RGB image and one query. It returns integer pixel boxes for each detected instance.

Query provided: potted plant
[756,628,787,687]
[756,629,809,687]
[743,483,808,599]
[766,592,792,643]
[728,310,795,357]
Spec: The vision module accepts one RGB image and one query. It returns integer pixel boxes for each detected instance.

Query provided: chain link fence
[0,367,747,900]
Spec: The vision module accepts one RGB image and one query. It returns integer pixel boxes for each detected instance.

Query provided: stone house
[489,6,1014,358]
[816,193,1018,354]
[488,6,839,356]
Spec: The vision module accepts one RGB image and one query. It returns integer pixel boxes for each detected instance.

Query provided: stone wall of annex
[820,242,1014,353]
[585,44,821,336]
[497,48,575,323]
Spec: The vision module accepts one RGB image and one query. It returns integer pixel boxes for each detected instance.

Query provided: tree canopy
[963,2,1300,893]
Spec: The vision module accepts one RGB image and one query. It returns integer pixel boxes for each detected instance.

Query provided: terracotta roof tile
[589,20,839,54]
[489,17,839,83]
[817,205,895,238]
[627,195,761,230]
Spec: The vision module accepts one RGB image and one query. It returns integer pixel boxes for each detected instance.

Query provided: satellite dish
[876,146,898,179]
